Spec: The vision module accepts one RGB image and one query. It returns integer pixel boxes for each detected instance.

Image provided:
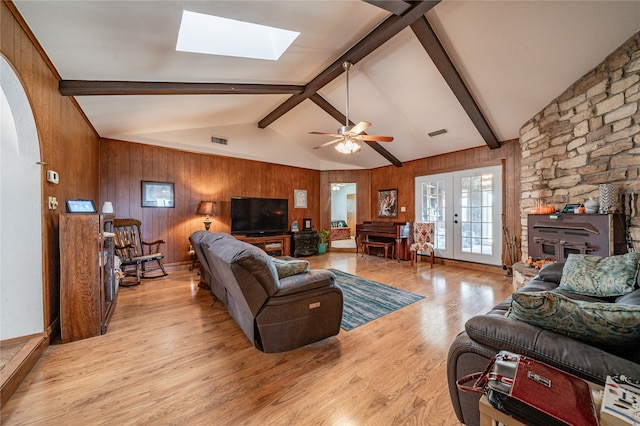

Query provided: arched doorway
[1,55,45,370]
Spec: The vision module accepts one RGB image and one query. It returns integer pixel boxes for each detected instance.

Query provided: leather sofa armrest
[274,269,336,296]
[447,332,498,426]
[534,261,565,284]
[465,314,640,384]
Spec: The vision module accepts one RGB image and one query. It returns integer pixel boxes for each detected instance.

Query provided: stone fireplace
[519,31,640,260]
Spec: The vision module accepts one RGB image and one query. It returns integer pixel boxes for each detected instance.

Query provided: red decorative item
[457,351,599,426]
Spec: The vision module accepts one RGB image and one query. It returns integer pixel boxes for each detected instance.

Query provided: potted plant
[317,229,329,254]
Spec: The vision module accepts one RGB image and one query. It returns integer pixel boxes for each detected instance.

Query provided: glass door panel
[415,173,452,259]
[415,165,502,265]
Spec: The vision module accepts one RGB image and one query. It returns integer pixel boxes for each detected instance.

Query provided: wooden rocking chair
[113,218,168,285]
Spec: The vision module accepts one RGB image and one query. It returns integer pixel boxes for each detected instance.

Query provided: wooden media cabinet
[235,234,291,257]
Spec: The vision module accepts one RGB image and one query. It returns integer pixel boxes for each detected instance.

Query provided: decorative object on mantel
[291,220,299,232]
[599,183,619,214]
[584,197,599,214]
[531,199,555,214]
[196,201,219,231]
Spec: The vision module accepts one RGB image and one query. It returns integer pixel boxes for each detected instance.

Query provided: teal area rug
[329,269,424,331]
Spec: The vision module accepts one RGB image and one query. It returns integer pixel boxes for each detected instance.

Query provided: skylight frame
[176,10,300,61]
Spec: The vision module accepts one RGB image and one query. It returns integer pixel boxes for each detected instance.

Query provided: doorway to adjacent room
[330,183,357,249]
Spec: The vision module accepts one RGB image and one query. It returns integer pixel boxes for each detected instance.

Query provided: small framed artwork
[294,189,307,208]
[142,181,175,208]
[66,199,97,213]
[303,218,312,231]
[377,188,398,218]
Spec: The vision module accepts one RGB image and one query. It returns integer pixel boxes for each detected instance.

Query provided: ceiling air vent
[428,128,448,138]
[211,136,228,145]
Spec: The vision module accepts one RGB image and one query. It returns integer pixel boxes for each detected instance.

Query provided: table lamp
[196,201,218,231]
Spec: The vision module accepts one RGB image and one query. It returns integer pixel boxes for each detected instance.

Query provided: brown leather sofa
[189,231,343,353]
[447,262,640,426]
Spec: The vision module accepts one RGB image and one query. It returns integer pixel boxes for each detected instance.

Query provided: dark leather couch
[189,231,343,353]
[447,262,640,426]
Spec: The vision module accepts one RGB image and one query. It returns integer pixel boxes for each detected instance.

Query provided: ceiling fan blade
[309,131,341,137]
[350,121,371,135]
[358,135,394,142]
[313,138,343,149]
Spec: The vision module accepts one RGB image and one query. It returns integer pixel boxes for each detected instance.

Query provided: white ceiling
[13,1,640,170]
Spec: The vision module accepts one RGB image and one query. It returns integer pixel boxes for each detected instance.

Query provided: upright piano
[355,221,413,261]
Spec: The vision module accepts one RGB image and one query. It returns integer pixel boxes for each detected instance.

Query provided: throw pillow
[272,258,310,279]
[558,253,640,297]
[507,291,640,346]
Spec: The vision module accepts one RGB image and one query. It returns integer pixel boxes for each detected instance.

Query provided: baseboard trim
[436,258,505,275]
[0,333,49,405]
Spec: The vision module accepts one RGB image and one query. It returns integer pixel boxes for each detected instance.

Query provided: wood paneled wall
[368,140,522,264]
[2,1,101,331]
[100,139,320,264]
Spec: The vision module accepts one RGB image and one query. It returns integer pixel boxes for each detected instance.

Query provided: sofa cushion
[558,253,640,297]
[271,257,310,279]
[507,291,640,346]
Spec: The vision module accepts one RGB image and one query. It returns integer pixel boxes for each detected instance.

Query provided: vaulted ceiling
[12,0,640,170]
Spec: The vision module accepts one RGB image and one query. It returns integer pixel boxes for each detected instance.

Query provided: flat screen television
[231,197,289,236]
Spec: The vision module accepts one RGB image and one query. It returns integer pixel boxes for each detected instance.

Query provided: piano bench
[361,241,395,261]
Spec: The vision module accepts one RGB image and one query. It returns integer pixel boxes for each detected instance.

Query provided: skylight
[176,10,300,61]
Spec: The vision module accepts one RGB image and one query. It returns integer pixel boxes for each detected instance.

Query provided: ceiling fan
[310,61,394,154]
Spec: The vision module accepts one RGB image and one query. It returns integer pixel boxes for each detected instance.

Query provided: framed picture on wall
[142,181,175,208]
[377,188,398,218]
[294,189,307,208]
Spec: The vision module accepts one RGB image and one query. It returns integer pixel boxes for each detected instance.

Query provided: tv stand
[235,234,290,257]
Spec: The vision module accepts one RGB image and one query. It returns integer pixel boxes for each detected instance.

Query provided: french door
[415,165,503,265]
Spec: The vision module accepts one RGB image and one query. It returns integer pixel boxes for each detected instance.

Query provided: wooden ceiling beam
[410,16,500,149]
[258,0,440,130]
[362,0,412,15]
[310,94,402,167]
[58,80,305,96]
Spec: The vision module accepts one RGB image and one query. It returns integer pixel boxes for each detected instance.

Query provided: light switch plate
[46,170,59,184]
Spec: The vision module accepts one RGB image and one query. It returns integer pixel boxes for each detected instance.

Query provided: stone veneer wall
[519,32,640,259]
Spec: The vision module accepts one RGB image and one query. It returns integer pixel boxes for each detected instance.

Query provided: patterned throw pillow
[272,258,310,279]
[558,253,640,297]
[507,291,640,346]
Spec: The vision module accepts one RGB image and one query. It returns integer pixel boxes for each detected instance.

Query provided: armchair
[113,218,168,285]
[410,222,435,267]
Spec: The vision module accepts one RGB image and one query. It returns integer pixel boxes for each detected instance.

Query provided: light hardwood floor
[1,252,512,425]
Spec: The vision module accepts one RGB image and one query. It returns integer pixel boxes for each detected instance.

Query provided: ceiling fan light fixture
[335,139,361,154]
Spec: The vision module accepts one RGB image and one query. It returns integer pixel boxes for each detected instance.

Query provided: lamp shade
[335,139,361,154]
[196,201,218,216]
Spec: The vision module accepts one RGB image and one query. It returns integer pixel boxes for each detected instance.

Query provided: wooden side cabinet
[291,231,319,257]
[60,213,117,343]
[234,234,291,257]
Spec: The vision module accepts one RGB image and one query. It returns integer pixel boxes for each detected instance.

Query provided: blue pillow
[507,291,640,346]
[558,253,640,297]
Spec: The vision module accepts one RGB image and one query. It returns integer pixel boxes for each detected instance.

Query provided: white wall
[330,183,356,221]
[1,56,44,340]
